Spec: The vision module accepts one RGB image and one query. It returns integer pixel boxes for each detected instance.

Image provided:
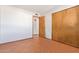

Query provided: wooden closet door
[76,6,79,46]
[62,7,78,47]
[52,11,63,41]
[39,16,45,38]
[52,6,79,48]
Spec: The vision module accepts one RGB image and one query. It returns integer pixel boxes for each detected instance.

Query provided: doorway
[32,16,39,37]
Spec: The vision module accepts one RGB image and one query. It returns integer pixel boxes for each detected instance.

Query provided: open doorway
[32,16,39,38]
[32,15,45,38]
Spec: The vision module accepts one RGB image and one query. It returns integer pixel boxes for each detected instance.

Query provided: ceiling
[11,5,55,14]
[11,5,75,15]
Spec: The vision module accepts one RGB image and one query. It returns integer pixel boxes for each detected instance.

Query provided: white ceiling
[11,5,76,15]
[11,5,55,14]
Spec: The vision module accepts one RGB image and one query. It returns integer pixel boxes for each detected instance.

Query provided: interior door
[39,16,45,38]
[52,11,63,41]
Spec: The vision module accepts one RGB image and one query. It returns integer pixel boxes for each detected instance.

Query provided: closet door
[52,11,63,41]
[76,6,79,47]
[62,7,78,47]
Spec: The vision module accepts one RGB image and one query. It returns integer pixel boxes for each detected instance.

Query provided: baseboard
[53,40,79,49]
[0,37,33,45]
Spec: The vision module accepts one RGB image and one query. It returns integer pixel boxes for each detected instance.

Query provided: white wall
[0,6,33,44]
[44,5,76,39]
[45,13,52,39]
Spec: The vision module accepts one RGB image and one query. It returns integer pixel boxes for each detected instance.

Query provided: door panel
[52,11,63,41]
[62,7,77,46]
[76,6,79,46]
[39,16,45,38]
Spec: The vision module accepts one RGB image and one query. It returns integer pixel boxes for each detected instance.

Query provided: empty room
[0,5,79,53]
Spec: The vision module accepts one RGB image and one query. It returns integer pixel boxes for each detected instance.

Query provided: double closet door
[52,6,79,48]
